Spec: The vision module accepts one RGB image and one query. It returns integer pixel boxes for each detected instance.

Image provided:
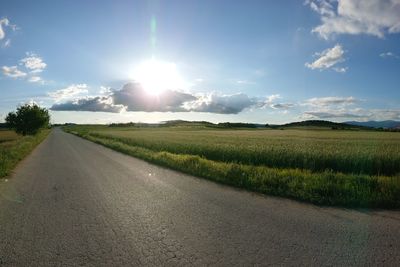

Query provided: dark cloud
[183,93,256,114]
[51,82,196,113]
[50,96,125,113]
[50,82,283,114]
[112,82,196,112]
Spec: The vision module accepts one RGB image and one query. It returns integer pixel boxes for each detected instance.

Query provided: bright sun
[132,59,185,95]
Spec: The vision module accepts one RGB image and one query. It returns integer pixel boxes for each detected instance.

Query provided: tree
[5,104,50,135]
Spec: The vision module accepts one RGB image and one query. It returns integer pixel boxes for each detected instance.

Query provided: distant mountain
[163,120,373,130]
[104,119,399,131]
[345,120,400,129]
[267,120,368,130]
[162,120,215,127]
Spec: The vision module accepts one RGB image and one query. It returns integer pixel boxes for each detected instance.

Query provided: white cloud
[182,92,292,114]
[0,18,10,40]
[380,51,399,59]
[306,0,336,17]
[2,65,27,78]
[271,103,294,110]
[48,84,89,101]
[20,53,47,73]
[307,0,400,39]
[305,44,346,71]
[300,96,387,121]
[183,93,255,114]
[28,76,42,83]
[262,94,294,110]
[371,109,400,120]
[333,67,348,73]
[303,108,400,121]
[236,80,255,85]
[2,52,47,82]
[99,86,112,95]
[0,18,17,47]
[265,94,281,104]
[305,96,358,107]
[3,39,11,48]
[302,110,363,119]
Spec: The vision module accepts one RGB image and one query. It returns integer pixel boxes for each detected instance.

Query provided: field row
[84,127,400,176]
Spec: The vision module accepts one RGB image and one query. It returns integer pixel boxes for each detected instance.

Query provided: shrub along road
[0,128,399,266]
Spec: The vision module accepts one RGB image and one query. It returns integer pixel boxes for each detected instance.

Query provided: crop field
[0,129,50,177]
[71,126,400,176]
[0,130,20,144]
[64,125,400,208]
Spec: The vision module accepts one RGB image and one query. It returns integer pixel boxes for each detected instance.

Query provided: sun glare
[132,59,185,95]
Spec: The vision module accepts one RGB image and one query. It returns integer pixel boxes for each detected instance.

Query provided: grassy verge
[0,130,50,178]
[65,128,400,208]
[89,130,400,176]
[70,126,400,176]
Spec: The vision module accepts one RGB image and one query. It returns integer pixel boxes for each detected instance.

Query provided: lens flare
[132,59,185,95]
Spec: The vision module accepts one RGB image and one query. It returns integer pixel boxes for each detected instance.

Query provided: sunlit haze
[132,59,185,96]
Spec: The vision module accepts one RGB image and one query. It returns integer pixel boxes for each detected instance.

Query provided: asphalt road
[0,128,399,266]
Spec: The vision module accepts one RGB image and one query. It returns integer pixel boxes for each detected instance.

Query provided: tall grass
[64,126,400,208]
[82,127,400,176]
[0,129,50,177]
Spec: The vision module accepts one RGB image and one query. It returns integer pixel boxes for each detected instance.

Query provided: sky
[1,0,400,124]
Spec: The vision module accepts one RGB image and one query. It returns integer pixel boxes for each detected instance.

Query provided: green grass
[0,129,50,178]
[69,125,400,176]
[64,125,400,208]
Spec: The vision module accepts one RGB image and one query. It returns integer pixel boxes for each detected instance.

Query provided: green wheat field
[65,125,400,208]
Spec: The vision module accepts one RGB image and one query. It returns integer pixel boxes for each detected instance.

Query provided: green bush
[6,104,50,135]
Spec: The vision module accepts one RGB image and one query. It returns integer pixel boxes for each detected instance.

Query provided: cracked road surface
[0,128,399,266]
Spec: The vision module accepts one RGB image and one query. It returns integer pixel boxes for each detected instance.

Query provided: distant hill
[94,119,399,131]
[345,120,400,129]
[162,120,215,127]
[164,120,213,125]
[109,120,265,129]
[267,120,369,130]
[217,122,265,128]
[162,120,264,128]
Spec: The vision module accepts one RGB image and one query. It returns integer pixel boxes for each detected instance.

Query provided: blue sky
[1,0,400,124]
